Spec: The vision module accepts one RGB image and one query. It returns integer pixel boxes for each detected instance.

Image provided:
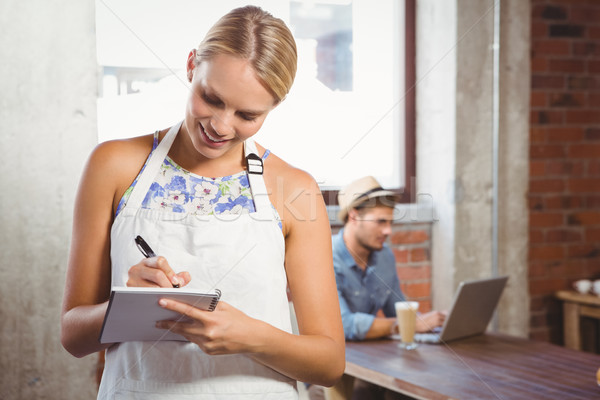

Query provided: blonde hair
[195,5,297,104]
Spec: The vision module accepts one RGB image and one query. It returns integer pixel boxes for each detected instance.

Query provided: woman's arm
[61,138,151,358]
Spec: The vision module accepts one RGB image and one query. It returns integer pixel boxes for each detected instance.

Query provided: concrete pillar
[453,0,495,287]
[416,0,529,337]
[497,0,530,337]
[0,1,98,398]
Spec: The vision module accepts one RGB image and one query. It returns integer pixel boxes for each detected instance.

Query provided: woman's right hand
[127,256,191,288]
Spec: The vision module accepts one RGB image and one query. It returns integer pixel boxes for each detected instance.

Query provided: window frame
[322,0,415,205]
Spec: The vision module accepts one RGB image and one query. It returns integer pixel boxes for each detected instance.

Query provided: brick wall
[530,0,600,343]
[391,224,433,312]
[331,221,433,313]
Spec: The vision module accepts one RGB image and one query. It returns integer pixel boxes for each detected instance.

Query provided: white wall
[0,1,99,398]
[415,0,458,314]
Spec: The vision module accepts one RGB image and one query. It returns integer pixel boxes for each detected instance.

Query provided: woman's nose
[210,110,235,137]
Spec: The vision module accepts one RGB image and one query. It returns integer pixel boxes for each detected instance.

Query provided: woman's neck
[167,128,246,178]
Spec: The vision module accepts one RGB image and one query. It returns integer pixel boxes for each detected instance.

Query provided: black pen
[134,235,180,288]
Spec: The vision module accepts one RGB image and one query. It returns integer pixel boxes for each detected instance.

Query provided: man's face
[352,205,395,252]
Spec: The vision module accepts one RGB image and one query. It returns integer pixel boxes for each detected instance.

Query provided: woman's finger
[158,298,206,319]
[175,271,192,287]
[126,263,169,287]
[142,256,182,287]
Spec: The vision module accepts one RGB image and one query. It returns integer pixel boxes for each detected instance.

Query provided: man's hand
[416,310,447,333]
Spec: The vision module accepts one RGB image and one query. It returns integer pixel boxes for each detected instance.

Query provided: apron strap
[244,139,271,213]
[124,121,182,210]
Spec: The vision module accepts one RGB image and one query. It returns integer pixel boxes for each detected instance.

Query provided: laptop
[414,276,508,344]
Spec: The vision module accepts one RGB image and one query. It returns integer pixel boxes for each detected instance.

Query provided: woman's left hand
[155,299,257,355]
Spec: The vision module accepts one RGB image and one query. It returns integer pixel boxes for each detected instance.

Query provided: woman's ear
[186,49,197,82]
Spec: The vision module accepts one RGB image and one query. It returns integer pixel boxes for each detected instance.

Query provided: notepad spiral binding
[208,289,222,312]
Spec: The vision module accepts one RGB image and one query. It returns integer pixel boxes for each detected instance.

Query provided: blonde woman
[61,6,344,399]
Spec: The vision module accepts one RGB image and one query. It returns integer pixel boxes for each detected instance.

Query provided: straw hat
[337,176,399,222]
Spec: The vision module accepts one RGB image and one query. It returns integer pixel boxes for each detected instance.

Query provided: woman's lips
[200,123,228,147]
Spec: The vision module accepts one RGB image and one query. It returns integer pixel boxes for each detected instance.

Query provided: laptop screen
[438,276,508,342]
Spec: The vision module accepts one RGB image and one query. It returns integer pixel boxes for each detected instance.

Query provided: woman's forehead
[195,54,276,110]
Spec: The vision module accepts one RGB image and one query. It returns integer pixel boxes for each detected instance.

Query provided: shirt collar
[334,228,377,271]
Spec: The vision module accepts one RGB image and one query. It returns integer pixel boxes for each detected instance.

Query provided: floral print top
[116,133,277,225]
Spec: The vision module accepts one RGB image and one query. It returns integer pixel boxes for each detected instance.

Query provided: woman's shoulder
[259,143,327,235]
[81,134,157,206]
[88,134,155,176]
[91,134,154,160]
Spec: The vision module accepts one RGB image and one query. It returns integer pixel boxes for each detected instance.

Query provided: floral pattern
[116,134,277,225]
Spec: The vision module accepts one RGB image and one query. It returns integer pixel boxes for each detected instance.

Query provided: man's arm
[363,317,397,339]
[337,288,399,340]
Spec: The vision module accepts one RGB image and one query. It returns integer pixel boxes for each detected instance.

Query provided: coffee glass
[395,301,419,350]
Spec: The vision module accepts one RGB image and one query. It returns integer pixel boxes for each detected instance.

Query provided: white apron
[98,122,297,399]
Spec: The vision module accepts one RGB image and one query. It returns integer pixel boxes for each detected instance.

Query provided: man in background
[334,176,445,342]
[316,176,446,400]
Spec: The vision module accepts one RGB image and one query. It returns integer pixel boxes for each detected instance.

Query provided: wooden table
[326,333,600,400]
[556,290,600,351]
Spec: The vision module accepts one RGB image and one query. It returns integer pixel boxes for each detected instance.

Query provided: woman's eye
[201,91,257,121]
[239,113,257,122]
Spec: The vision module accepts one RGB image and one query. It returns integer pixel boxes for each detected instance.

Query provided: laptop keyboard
[414,332,441,343]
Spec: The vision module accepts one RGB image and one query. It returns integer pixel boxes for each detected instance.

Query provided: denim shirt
[332,229,405,340]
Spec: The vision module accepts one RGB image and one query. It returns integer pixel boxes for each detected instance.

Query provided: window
[96,0,409,194]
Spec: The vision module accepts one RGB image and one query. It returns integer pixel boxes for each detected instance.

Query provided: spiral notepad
[99,286,222,343]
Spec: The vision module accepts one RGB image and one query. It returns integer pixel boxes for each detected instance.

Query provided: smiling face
[182,52,277,161]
